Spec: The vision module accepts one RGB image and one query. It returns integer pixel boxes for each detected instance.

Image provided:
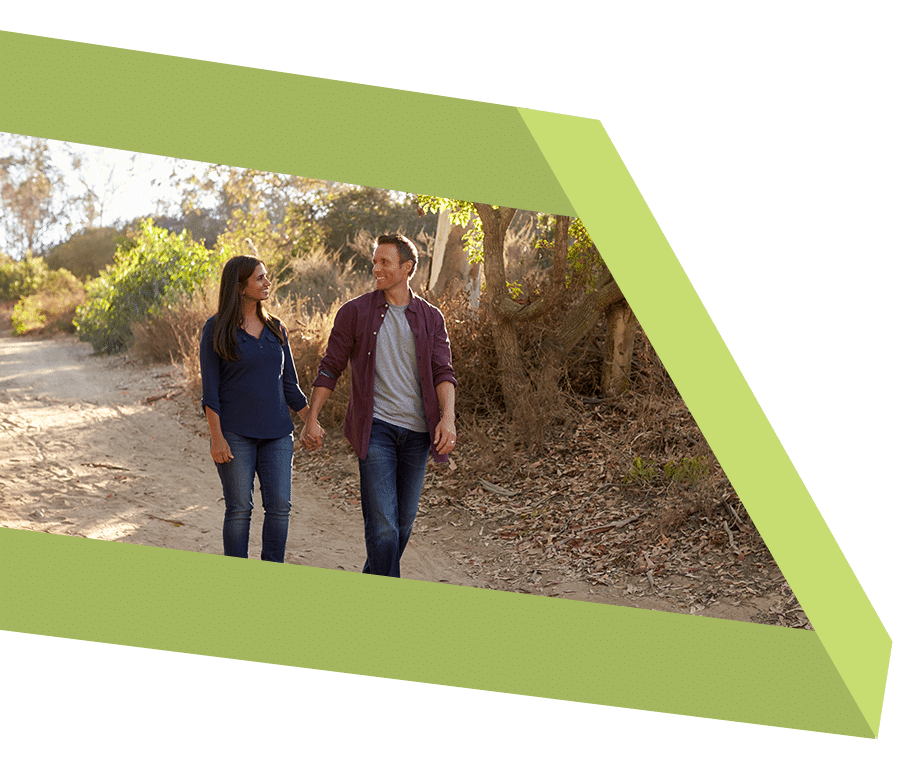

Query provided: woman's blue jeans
[358,419,431,577]
[215,431,294,562]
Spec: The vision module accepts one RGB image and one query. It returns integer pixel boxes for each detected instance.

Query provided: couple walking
[199,234,457,577]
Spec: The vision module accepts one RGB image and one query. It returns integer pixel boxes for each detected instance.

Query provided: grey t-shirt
[372,303,428,432]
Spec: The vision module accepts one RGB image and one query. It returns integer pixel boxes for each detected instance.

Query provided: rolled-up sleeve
[199,317,221,416]
[280,327,308,413]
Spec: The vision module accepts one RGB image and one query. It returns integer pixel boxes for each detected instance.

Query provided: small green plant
[625,456,659,483]
[625,455,709,485]
[663,456,709,484]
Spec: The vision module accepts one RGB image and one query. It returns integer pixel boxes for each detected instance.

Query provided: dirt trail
[0,328,467,583]
[1,325,784,624]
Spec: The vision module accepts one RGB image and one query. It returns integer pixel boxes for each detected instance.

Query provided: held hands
[434,415,457,456]
[300,418,325,451]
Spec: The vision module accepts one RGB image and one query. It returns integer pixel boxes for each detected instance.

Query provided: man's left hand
[434,417,457,456]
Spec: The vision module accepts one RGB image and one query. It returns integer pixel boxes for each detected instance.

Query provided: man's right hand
[301,419,325,450]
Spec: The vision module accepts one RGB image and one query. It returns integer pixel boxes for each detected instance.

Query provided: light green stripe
[515,105,891,735]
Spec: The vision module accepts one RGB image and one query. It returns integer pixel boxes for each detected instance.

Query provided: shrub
[0,252,51,302]
[11,267,85,335]
[75,219,226,354]
[44,227,121,278]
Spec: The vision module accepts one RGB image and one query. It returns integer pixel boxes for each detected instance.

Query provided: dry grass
[130,269,364,430]
[130,284,217,398]
[275,246,369,313]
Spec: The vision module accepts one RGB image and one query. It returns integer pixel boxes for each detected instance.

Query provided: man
[300,233,457,577]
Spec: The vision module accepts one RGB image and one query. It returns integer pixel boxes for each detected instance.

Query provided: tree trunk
[601,300,638,397]
[428,208,452,292]
[473,203,524,412]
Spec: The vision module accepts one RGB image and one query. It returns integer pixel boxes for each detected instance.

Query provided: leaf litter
[301,328,811,630]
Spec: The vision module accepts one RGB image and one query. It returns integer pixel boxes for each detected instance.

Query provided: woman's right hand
[210,435,234,464]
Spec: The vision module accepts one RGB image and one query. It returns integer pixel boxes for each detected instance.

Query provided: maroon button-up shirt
[312,289,457,462]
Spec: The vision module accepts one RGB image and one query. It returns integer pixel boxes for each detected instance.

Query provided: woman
[200,255,310,562]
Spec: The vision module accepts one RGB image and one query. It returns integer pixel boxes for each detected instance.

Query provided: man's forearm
[436,381,456,421]
[307,385,333,421]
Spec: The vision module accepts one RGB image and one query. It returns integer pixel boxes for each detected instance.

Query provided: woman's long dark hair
[212,255,284,361]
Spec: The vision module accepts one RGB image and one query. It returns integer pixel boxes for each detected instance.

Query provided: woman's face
[241,263,271,302]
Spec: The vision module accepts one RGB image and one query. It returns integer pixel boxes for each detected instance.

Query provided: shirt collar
[374,287,420,312]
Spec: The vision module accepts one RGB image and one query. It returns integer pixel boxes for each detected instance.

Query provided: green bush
[74,219,225,354]
[624,456,659,484]
[0,252,51,302]
[10,296,44,334]
[663,456,709,485]
[11,268,85,335]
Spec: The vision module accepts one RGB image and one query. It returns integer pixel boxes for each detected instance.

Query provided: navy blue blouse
[200,316,308,439]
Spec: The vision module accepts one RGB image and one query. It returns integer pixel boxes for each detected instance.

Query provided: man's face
[372,243,411,294]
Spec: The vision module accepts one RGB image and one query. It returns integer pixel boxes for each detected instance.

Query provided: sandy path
[0,330,469,584]
[0,328,787,625]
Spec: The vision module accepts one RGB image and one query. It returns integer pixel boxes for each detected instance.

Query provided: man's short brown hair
[376,233,418,277]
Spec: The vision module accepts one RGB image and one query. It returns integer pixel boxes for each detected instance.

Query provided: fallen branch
[479,479,519,497]
[145,389,183,404]
[147,514,185,526]
[722,518,738,552]
[584,513,643,535]
[724,499,743,526]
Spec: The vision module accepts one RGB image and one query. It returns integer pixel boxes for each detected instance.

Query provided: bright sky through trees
[0,131,217,256]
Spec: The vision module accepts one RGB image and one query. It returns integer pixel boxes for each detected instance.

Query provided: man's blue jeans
[358,419,431,577]
[215,431,294,562]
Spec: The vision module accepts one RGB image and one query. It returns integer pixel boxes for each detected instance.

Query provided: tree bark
[554,272,622,357]
[473,203,525,411]
[601,299,638,397]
